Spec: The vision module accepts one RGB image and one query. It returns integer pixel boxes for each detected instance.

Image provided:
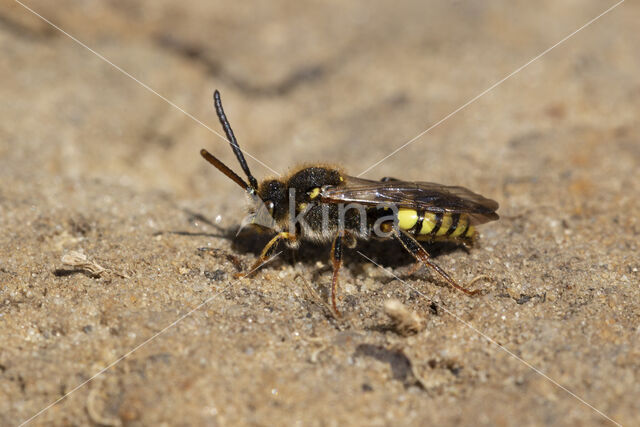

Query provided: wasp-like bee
[201,90,499,314]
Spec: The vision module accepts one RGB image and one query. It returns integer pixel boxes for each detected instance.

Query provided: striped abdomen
[397,208,475,239]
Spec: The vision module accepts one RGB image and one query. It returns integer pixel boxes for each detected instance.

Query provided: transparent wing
[319,175,499,225]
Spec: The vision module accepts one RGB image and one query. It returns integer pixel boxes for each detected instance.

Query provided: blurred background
[4,1,637,205]
[2,1,639,425]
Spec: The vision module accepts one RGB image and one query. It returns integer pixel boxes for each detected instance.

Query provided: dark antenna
[213,90,259,192]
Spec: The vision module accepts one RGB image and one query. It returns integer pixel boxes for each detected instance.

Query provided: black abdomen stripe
[446,213,461,236]
[456,217,469,237]
[430,212,443,235]
[411,210,425,236]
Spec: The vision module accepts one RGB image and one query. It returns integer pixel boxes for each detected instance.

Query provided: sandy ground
[1,1,639,425]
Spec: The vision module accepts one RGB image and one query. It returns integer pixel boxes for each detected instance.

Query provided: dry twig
[60,251,129,279]
[384,299,425,336]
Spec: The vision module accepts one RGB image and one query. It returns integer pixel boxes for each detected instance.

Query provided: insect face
[257,179,287,222]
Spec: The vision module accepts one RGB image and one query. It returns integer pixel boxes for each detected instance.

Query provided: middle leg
[329,230,345,315]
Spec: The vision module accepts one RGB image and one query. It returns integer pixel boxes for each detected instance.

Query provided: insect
[201,90,499,315]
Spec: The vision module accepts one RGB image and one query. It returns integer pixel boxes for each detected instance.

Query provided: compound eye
[266,200,275,215]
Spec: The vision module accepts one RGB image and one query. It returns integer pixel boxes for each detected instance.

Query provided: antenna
[200,149,250,192]
[213,90,259,192]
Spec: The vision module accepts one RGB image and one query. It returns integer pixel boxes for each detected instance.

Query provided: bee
[201,90,499,314]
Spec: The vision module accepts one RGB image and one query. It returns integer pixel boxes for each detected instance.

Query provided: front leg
[237,232,298,278]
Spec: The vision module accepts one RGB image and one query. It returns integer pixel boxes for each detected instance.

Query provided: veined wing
[319,175,499,225]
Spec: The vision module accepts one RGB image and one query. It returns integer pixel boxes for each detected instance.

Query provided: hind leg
[393,229,481,295]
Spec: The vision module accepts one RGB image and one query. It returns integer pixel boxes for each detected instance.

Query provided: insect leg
[329,230,345,316]
[237,232,297,278]
[405,262,423,277]
[393,229,481,295]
